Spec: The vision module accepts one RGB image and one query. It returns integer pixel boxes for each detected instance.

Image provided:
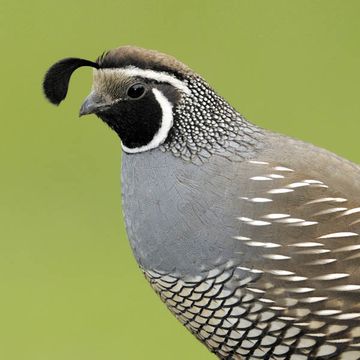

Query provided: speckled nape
[161,75,265,163]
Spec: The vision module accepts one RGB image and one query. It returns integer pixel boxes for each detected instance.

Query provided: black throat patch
[97,90,162,149]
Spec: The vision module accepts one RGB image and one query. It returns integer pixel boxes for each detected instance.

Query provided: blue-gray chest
[121,149,249,277]
[120,146,360,359]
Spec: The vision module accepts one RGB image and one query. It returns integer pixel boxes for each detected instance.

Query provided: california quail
[43,46,360,360]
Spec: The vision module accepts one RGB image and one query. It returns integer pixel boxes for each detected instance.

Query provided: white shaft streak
[121,88,173,154]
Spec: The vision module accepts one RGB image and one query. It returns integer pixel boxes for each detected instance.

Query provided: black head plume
[43,58,99,105]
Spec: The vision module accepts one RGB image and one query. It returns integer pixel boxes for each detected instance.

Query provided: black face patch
[97,89,162,149]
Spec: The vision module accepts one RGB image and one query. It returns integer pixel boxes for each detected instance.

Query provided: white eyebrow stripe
[100,67,191,95]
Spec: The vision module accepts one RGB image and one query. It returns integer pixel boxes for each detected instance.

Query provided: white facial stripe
[99,67,191,95]
[121,88,173,154]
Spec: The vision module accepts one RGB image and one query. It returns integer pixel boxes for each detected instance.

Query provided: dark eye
[127,83,146,99]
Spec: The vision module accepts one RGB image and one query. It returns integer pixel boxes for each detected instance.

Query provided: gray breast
[121,140,360,359]
[121,148,251,276]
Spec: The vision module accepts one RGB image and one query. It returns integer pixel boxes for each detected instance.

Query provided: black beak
[79,92,107,116]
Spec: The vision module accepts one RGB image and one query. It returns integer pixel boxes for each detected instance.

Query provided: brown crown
[97,46,192,79]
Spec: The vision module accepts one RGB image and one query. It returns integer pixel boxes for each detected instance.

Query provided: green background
[1,1,359,359]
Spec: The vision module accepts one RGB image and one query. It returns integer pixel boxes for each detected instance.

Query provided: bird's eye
[127,83,146,99]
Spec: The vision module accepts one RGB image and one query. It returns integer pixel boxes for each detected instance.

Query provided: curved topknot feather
[43,58,99,105]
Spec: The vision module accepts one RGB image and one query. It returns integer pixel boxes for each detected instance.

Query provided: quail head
[43,46,360,360]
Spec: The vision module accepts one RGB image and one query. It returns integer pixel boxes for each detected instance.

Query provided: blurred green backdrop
[1,0,359,359]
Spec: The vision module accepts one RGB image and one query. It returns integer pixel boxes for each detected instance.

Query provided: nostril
[79,92,105,116]
[79,99,95,116]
